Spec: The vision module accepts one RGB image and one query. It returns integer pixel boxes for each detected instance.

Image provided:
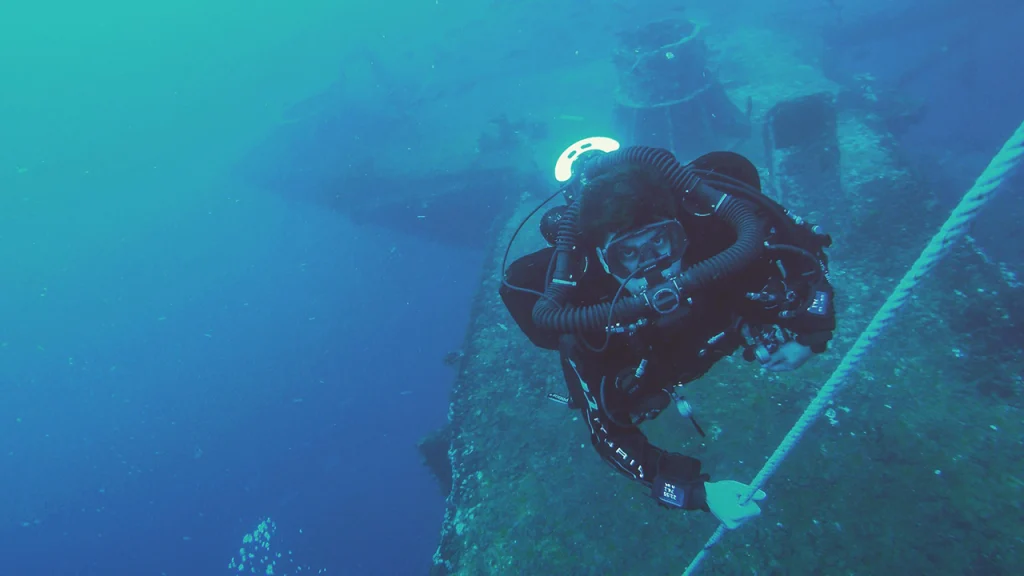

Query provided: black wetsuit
[500,187,836,511]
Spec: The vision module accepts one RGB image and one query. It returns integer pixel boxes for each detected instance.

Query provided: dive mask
[598,219,689,279]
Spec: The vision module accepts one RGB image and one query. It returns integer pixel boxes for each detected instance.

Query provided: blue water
[2,181,480,574]
[0,2,489,573]
[4,0,1022,574]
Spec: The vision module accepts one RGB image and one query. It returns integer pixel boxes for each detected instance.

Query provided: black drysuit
[500,170,836,511]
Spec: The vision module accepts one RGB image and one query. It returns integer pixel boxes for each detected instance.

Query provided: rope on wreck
[683,119,1024,576]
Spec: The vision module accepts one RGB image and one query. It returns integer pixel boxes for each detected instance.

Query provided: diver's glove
[704,480,767,529]
[763,340,814,372]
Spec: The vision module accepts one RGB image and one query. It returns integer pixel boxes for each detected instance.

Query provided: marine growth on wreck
[423,15,1024,576]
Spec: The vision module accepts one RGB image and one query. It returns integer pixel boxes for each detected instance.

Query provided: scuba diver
[499,138,836,530]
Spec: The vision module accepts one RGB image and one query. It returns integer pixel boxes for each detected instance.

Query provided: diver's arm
[558,345,709,511]
[499,247,562,350]
[735,253,837,354]
[783,271,836,352]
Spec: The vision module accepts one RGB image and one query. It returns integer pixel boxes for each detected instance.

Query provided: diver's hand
[705,480,766,529]
[763,340,813,372]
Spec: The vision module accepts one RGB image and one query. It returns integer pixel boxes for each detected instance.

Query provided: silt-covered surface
[430,25,1023,576]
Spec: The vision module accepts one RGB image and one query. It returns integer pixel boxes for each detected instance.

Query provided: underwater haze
[1,1,484,574]
[2,0,1024,575]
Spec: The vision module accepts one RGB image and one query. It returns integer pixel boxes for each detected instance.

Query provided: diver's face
[604,225,676,276]
[599,219,688,295]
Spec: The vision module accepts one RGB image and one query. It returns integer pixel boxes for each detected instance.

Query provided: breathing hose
[532,146,767,334]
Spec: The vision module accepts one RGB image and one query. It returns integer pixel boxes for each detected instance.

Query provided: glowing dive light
[554,136,621,183]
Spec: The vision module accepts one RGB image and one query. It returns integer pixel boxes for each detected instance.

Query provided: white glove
[763,340,814,372]
[705,480,766,529]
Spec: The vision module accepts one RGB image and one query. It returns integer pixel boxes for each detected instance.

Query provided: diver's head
[600,219,687,275]
[580,164,688,291]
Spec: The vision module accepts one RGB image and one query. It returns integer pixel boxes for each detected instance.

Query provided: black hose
[766,243,825,285]
[532,145,767,334]
[670,194,766,293]
[532,184,650,334]
[689,167,830,249]
[551,200,581,285]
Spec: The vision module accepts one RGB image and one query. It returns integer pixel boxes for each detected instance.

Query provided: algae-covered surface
[430,24,1023,576]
